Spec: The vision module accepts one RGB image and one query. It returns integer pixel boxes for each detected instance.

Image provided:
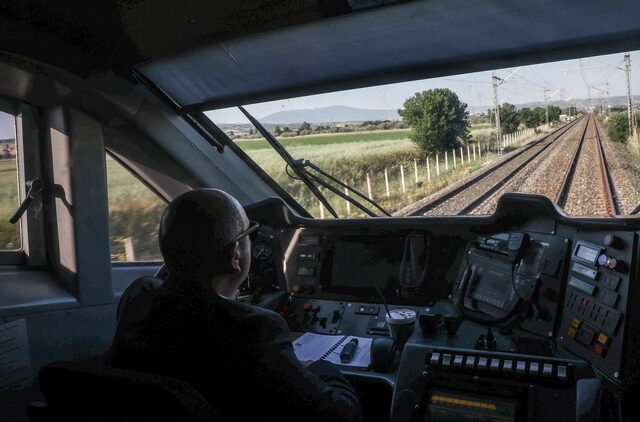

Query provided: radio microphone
[340,338,359,363]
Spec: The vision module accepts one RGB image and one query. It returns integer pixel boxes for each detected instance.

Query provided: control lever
[9,179,43,224]
[475,327,497,351]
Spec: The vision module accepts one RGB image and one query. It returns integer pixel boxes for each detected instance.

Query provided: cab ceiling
[1,0,640,111]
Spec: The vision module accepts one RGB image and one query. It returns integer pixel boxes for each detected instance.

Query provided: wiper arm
[291,160,391,217]
[238,106,390,218]
[238,106,338,218]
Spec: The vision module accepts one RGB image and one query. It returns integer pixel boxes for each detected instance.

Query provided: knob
[603,234,621,249]
[598,254,620,270]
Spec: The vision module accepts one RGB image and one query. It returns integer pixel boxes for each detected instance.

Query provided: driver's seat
[28,360,222,422]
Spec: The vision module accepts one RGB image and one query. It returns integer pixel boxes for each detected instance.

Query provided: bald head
[159,189,249,279]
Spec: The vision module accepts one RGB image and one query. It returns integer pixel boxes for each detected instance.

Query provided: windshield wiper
[238,106,390,218]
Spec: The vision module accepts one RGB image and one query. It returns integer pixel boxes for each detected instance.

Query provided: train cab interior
[2,1,640,421]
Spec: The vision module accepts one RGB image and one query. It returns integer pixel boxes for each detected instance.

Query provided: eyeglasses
[231,220,260,244]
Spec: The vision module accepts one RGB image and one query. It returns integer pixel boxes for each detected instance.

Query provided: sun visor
[136,0,640,111]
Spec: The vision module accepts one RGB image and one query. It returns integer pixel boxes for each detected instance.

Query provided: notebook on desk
[293,332,373,368]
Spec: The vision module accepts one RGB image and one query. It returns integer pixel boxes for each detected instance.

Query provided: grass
[0,159,20,250]
[0,125,540,257]
[236,129,411,151]
[241,126,518,218]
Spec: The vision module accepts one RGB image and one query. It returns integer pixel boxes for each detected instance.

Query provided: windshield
[206,51,640,218]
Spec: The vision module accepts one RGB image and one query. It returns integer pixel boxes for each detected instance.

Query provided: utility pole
[544,88,550,127]
[492,71,502,149]
[624,53,637,136]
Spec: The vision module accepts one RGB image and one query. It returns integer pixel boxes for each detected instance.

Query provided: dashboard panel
[244,194,640,422]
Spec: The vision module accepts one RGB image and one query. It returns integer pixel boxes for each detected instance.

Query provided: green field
[236,129,411,151]
[0,160,20,250]
[1,125,523,258]
[0,157,165,260]
[239,126,504,217]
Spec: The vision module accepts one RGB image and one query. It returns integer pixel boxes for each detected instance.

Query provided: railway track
[410,116,585,216]
[556,114,618,216]
[408,113,620,217]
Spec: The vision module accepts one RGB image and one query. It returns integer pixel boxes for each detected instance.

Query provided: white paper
[293,332,372,368]
[0,318,33,392]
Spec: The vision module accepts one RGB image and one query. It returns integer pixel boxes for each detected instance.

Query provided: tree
[533,107,546,125]
[398,88,469,154]
[499,103,520,134]
[274,125,282,135]
[519,108,539,129]
[547,105,562,122]
[607,113,629,143]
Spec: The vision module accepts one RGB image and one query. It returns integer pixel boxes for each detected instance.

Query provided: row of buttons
[428,352,568,380]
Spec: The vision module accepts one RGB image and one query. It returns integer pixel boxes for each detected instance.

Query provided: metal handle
[9,179,43,224]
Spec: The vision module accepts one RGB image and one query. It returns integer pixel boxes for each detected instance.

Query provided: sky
[0,112,15,140]
[208,50,640,124]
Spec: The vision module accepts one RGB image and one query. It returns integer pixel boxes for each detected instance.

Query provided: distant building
[0,138,16,159]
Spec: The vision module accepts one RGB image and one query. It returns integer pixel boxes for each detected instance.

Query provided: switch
[516,361,527,375]
[477,357,488,370]
[331,310,341,323]
[543,364,553,377]
[568,328,577,339]
[502,360,513,373]
[593,343,607,357]
[465,356,476,369]
[597,333,611,346]
[557,365,567,380]
[454,355,464,368]
[597,289,619,307]
[571,318,582,329]
[529,362,540,375]
[430,352,441,366]
[603,233,620,249]
[442,354,452,367]
[577,325,596,347]
[490,359,501,372]
[602,275,620,291]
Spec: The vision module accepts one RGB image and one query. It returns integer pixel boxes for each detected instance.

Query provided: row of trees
[399,88,568,154]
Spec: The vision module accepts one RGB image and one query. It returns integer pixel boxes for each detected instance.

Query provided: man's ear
[228,242,241,273]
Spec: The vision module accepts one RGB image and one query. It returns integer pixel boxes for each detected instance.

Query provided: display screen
[426,390,517,422]
[329,235,404,289]
[575,244,599,264]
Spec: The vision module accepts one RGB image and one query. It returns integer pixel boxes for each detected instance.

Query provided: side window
[0,111,20,251]
[105,154,165,262]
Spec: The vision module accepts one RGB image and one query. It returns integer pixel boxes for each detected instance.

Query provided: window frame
[105,149,167,265]
[0,98,46,266]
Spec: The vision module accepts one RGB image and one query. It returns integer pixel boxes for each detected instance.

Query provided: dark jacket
[109,281,362,422]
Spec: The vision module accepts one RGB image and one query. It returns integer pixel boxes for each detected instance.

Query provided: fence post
[400,165,406,193]
[445,151,449,170]
[124,237,135,261]
[467,145,471,164]
[414,159,419,184]
[472,144,477,161]
[452,149,456,168]
[366,173,373,200]
[436,154,440,176]
[460,146,464,166]
[426,157,431,182]
[344,183,351,215]
[384,168,390,197]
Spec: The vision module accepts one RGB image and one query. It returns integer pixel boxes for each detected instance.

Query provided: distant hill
[260,106,400,124]
[469,95,640,114]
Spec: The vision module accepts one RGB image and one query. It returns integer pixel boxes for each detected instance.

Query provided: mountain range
[260,106,400,124]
